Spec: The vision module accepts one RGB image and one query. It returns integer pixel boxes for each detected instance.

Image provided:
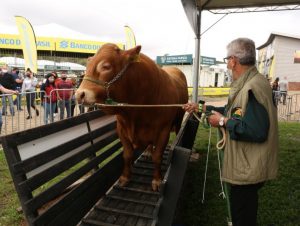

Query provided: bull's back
[161,66,188,103]
[160,66,188,133]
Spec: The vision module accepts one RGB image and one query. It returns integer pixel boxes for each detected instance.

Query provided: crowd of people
[0,65,84,132]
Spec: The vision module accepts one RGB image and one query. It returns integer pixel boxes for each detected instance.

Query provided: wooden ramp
[1,110,199,226]
[80,114,199,226]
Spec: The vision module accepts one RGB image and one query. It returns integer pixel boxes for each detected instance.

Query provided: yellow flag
[124,25,136,50]
[15,16,38,73]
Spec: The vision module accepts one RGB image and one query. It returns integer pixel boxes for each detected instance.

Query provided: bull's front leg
[151,130,170,191]
[119,144,134,187]
[117,125,134,187]
[151,146,162,191]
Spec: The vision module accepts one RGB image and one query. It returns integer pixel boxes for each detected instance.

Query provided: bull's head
[75,43,141,105]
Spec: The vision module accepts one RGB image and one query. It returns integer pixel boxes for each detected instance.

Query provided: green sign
[156,54,193,65]
[44,65,71,70]
[156,54,216,66]
[201,56,216,65]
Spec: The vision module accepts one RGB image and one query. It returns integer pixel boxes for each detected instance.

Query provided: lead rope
[194,112,231,226]
[201,123,212,203]
[216,126,226,199]
[193,112,227,204]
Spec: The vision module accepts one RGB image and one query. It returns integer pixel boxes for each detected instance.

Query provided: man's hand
[208,110,224,127]
[183,102,206,113]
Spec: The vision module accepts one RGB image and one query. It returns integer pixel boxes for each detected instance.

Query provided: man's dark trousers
[230,182,264,226]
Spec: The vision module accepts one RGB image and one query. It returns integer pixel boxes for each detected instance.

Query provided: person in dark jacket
[0,65,16,116]
[11,67,23,111]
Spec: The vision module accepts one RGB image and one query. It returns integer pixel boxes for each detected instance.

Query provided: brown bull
[75,43,188,191]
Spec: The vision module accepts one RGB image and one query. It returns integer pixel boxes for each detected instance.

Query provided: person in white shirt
[21,68,39,119]
[279,76,288,105]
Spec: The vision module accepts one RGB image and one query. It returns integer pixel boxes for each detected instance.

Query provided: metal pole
[192,8,202,102]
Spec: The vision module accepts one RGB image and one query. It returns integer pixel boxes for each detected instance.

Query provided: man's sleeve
[225,91,270,143]
[206,105,226,115]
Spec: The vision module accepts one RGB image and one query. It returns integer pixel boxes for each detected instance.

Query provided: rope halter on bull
[83,62,131,103]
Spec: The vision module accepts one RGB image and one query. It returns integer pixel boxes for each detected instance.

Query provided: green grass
[0,151,24,226]
[0,122,299,226]
[174,121,300,226]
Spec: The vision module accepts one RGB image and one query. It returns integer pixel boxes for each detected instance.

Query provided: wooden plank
[106,195,157,206]
[95,206,153,219]
[32,152,124,226]
[157,146,192,226]
[24,142,122,214]
[17,122,89,161]
[89,121,117,141]
[13,133,91,174]
[19,130,120,192]
[1,138,38,223]
[19,145,95,192]
[92,131,119,153]
[113,185,159,196]
[88,115,116,132]
[11,114,89,146]
[82,218,121,226]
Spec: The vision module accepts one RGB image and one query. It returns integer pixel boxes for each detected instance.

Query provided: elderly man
[184,38,278,226]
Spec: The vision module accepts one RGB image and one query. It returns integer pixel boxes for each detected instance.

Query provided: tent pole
[192,7,202,102]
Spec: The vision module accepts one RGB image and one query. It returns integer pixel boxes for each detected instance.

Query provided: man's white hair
[227,38,256,65]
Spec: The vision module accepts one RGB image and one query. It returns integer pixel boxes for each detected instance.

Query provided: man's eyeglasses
[223,56,233,63]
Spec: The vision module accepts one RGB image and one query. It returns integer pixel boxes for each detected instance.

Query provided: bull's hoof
[118,175,129,187]
[143,150,152,160]
[151,179,162,191]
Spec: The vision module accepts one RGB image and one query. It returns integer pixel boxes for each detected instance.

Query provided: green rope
[105,98,119,105]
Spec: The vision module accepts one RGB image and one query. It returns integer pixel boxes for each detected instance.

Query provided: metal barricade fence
[0,91,44,136]
[277,93,300,121]
[1,89,299,136]
[0,89,98,136]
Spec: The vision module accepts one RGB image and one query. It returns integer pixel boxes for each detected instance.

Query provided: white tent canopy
[195,0,300,12]
[181,0,300,101]
[0,57,86,71]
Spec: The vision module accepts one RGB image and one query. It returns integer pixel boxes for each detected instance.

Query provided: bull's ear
[132,45,141,54]
[127,45,141,62]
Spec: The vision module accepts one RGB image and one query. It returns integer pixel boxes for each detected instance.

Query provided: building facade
[0,32,123,75]
[156,54,226,87]
[257,32,300,90]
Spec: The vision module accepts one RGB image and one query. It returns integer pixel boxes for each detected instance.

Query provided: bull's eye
[102,63,111,71]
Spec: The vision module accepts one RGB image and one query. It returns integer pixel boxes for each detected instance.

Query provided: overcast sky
[1,0,300,61]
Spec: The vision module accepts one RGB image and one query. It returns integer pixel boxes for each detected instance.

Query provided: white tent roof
[0,57,86,71]
[195,0,300,13]
[0,23,102,42]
